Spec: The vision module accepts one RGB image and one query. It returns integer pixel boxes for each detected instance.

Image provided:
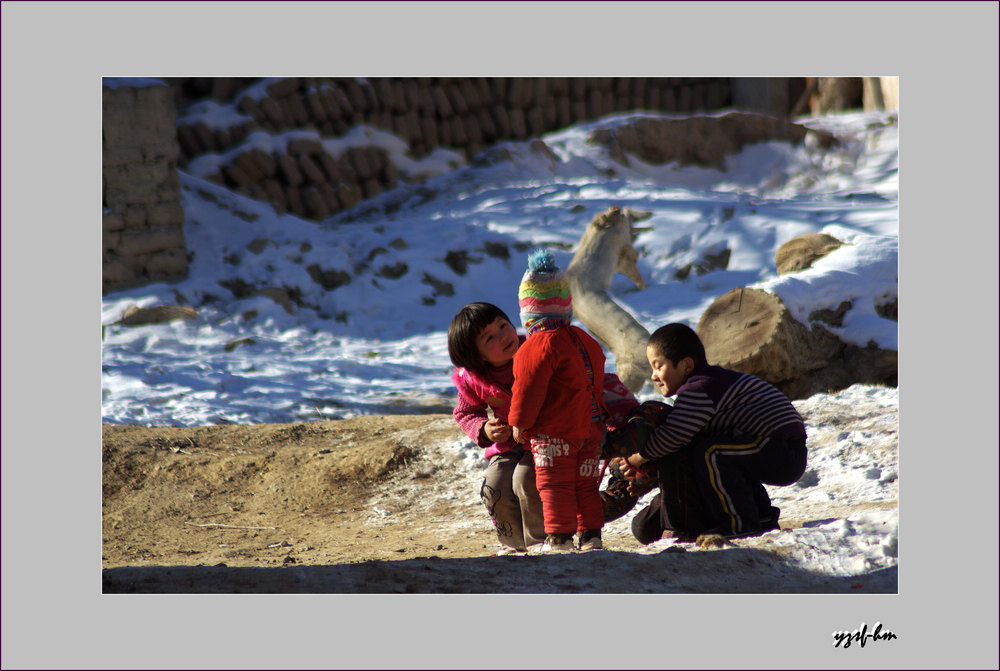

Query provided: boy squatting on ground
[509,250,608,552]
[448,302,546,555]
[617,323,808,540]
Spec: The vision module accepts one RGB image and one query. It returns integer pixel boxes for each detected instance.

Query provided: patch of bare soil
[102,414,896,594]
[102,415,492,570]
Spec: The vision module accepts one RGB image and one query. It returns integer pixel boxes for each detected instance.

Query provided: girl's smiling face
[476,317,519,367]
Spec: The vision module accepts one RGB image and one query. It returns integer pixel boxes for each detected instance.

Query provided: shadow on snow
[103,548,897,594]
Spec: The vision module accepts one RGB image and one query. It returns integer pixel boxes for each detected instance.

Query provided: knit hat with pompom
[517,249,572,330]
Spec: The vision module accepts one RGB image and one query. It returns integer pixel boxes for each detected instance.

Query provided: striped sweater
[641,364,806,459]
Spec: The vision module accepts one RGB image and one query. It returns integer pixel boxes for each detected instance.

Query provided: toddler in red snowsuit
[509,250,607,552]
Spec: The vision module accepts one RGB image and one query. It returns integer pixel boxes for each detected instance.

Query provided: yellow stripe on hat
[518,278,569,298]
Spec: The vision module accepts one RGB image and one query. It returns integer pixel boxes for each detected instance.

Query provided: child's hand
[611,455,631,475]
[511,426,525,444]
[483,417,512,443]
[615,455,646,480]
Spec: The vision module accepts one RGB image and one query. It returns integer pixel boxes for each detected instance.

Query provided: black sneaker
[759,506,781,532]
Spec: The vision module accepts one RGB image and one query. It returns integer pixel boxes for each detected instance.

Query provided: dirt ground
[102,414,897,594]
[102,415,490,565]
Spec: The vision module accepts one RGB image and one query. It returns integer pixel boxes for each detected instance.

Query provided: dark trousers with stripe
[630,449,716,543]
[689,431,807,536]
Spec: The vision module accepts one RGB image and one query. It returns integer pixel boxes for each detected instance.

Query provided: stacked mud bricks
[172,77,732,222]
[103,80,188,294]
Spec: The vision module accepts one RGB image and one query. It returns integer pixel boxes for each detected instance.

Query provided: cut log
[120,305,198,327]
[697,287,897,399]
[566,206,652,393]
[696,288,840,386]
[775,233,843,275]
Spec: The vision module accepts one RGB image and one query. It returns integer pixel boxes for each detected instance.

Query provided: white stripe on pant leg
[705,437,767,534]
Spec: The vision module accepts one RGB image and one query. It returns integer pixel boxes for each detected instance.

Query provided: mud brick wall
[171,77,736,221]
[103,80,188,294]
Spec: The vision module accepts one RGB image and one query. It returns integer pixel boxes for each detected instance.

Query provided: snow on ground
[4,0,999,665]
[100,107,901,590]
[101,109,898,426]
[365,383,898,593]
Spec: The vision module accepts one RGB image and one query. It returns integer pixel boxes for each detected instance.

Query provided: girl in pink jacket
[448,302,545,554]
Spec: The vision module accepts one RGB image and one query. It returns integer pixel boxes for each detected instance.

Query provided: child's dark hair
[647,323,707,367]
[448,302,513,371]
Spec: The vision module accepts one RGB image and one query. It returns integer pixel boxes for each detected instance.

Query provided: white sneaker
[577,529,603,551]
[495,545,526,556]
[534,534,575,553]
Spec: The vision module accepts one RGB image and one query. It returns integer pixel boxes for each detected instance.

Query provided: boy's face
[646,344,694,397]
[477,317,519,367]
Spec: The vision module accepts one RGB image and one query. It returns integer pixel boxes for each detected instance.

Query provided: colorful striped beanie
[518,249,572,330]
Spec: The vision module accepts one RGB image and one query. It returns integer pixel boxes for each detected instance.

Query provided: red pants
[530,422,605,535]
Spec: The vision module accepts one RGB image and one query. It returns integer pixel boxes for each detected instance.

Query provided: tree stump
[696,288,840,387]
[566,206,652,393]
[775,233,843,275]
[697,287,897,399]
[120,305,198,327]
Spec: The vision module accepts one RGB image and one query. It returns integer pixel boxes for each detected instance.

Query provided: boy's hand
[483,417,512,443]
[511,426,525,444]
[616,454,649,480]
[626,452,649,470]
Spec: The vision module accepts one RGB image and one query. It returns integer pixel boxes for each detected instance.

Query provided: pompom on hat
[518,249,572,330]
